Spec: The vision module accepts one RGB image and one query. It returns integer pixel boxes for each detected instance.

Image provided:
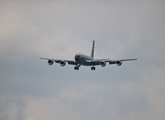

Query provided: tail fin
[91,40,95,58]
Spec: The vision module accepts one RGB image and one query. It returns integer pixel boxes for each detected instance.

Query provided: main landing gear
[91,66,96,70]
[74,66,79,70]
[74,66,96,70]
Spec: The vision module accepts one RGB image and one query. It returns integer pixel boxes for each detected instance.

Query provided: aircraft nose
[75,55,80,61]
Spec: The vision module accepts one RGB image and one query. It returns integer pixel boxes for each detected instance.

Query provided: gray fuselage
[75,53,94,66]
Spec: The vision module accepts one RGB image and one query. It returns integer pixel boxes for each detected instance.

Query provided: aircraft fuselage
[75,53,94,66]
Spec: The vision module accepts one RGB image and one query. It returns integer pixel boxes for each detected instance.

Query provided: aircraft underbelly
[78,57,94,66]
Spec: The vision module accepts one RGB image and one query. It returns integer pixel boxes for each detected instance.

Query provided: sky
[0,0,165,120]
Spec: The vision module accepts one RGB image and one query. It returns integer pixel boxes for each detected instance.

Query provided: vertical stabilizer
[91,40,95,58]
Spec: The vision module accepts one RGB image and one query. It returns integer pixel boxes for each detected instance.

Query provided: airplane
[40,41,137,70]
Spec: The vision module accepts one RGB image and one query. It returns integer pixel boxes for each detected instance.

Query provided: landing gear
[74,66,79,70]
[91,66,96,70]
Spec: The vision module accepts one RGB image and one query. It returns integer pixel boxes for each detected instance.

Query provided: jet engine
[48,60,54,65]
[60,60,66,67]
[100,60,106,67]
[116,61,122,66]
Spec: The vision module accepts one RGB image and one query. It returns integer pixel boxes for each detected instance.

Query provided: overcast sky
[0,0,165,120]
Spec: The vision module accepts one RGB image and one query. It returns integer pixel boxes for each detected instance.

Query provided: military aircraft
[40,41,137,70]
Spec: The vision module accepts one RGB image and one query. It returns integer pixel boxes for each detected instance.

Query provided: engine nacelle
[48,60,54,65]
[117,61,122,66]
[100,60,106,67]
[60,60,66,67]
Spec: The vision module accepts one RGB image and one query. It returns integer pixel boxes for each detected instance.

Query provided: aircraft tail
[91,40,95,58]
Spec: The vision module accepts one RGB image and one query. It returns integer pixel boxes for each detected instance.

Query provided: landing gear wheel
[74,66,79,70]
[91,66,96,70]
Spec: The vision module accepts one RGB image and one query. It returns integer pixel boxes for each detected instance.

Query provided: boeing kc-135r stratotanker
[40,41,137,70]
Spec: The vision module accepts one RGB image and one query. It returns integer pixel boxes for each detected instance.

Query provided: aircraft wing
[40,58,77,65]
[86,59,111,65]
[109,59,137,64]
[86,58,137,66]
[86,59,109,63]
[120,59,137,61]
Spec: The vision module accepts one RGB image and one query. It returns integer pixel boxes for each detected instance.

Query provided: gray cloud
[0,0,165,120]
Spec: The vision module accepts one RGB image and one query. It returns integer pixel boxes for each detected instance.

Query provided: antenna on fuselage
[91,40,95,58]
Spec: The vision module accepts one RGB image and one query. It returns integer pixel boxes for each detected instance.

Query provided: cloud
[0,0,165,120]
